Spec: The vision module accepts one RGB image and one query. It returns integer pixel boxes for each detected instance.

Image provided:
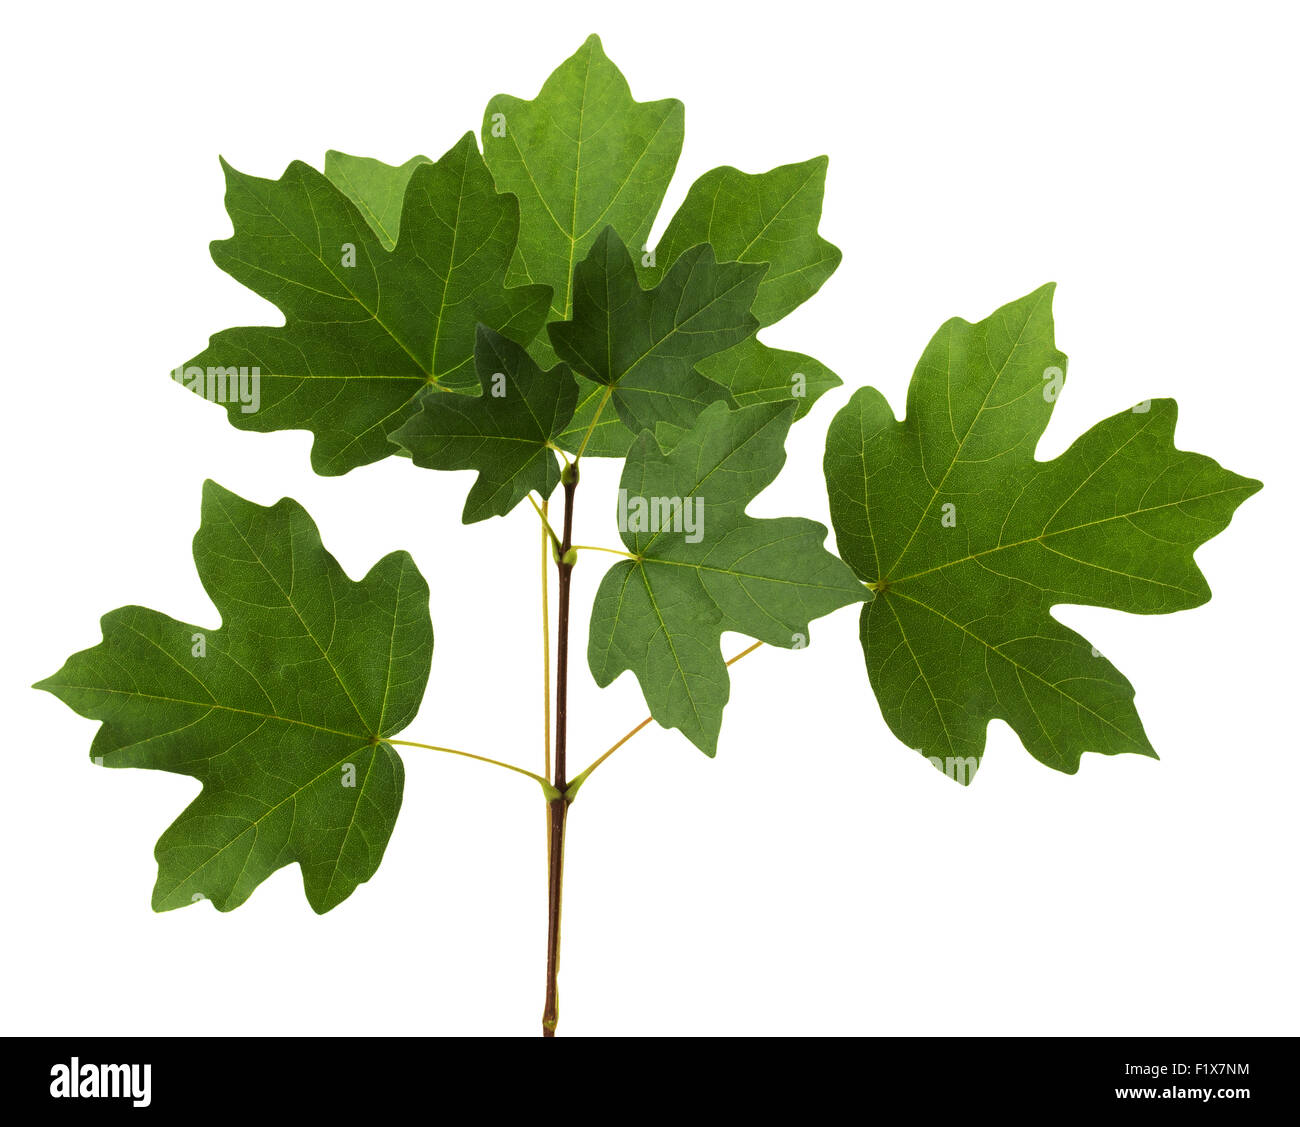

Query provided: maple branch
[554,469,578,794]
[543,463,578,1037]
[541,499,552,782]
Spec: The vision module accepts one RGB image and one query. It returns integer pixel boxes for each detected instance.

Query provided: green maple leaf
[482,37,840,458]
[548,227,764,443]
[390,326,578,523]
[482,33,685,330]
[589,401,867,755]
[34,482,433,912]
[179,133,550,475]
[640,156,842,326]
[647,157,842,419]
[694,338,841,417]
[323,150,430,249]
[823,285,1261,783]
[558,157,844,456]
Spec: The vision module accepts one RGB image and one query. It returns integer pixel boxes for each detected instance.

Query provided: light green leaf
[549,227,763,444]
[180,132,550,475]
[641,156,841,327]
[824,285,1262,783]
[662,159,844,431]
[34,482,434,913]
[323,150,430,249]
[590,402,867,754]
[390,326,578,523]
[482,33,685,329]
[696,337,840,418]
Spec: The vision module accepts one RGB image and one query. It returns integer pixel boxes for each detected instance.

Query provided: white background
[3,0,1296,1036]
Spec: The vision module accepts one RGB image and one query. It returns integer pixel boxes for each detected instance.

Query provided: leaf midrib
[211,490,372,731]
[889,485,1251,588]
[883,289,1049,578]
[50,683,367,743]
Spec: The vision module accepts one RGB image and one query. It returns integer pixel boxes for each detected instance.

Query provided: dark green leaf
[179,133,550,475]
[557,340,841,457]
[824,285,1261,782]
[390,326,578,523]
[549,227,763,444]
[640,156,841,327]
[34,482,434,913]
[560,158,844,456]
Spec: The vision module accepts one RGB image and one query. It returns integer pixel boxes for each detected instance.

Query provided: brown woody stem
[542,467,578,1036]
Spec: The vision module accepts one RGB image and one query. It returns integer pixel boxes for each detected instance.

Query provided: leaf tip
[444,129,481,160]
[199,477,235,508]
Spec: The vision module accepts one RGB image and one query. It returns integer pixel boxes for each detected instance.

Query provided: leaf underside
[35,482,434,912]
[590,401,867,755]
[824,285,1261,782]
